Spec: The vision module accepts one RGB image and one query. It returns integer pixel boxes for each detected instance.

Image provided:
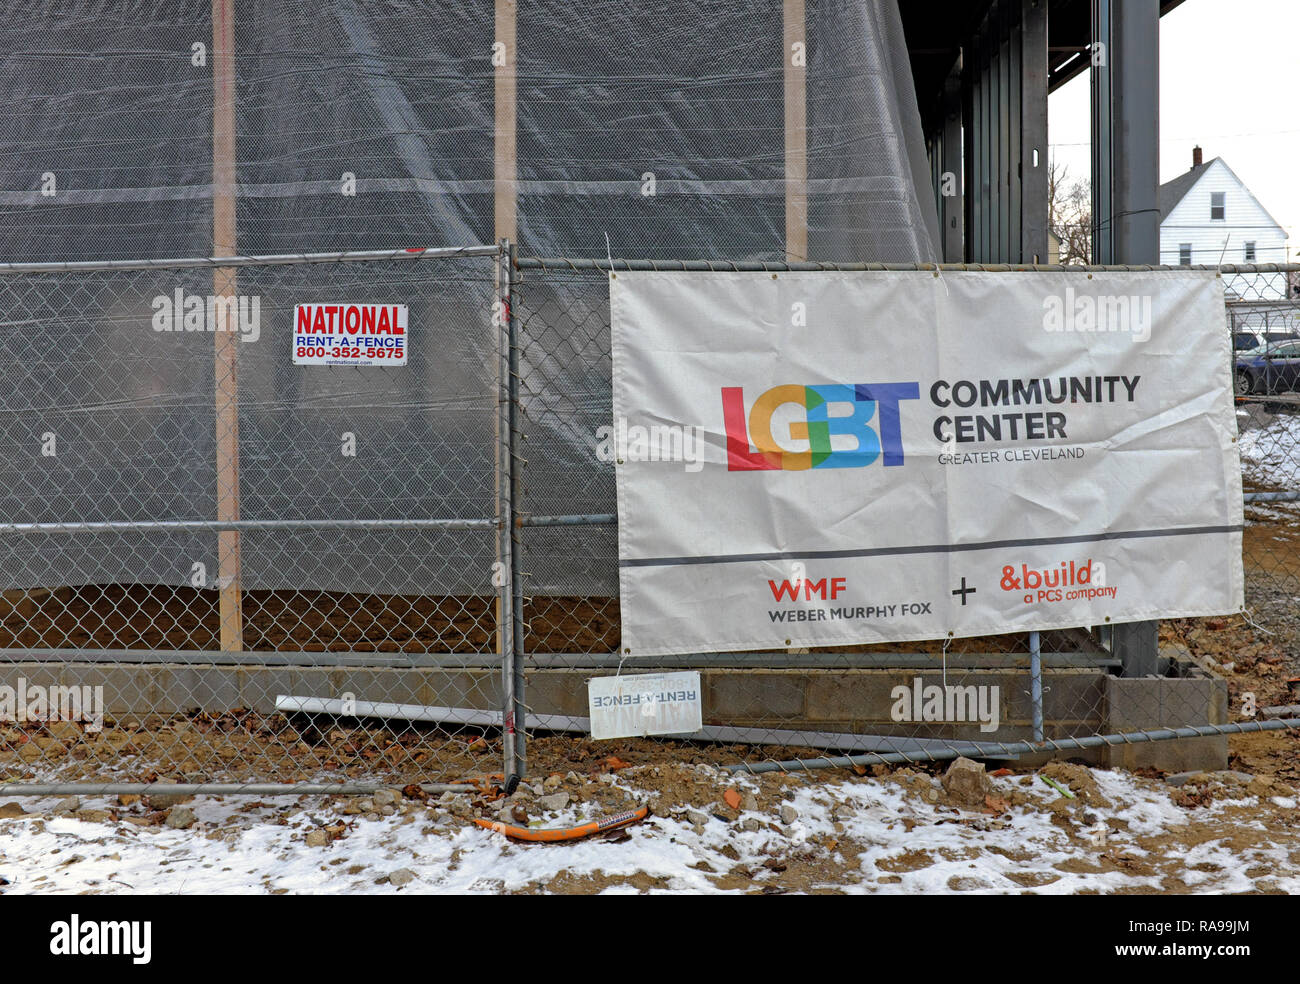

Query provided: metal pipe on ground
[1261,704,1300,718]
[722,719,1300,775]
[276,695,566,731]
[273,696,980,756]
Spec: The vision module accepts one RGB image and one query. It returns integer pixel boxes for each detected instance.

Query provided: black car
[1234,339,1300,396]
[1233,330,1299,353]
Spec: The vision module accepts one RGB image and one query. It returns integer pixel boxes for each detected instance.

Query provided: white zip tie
[1241,607,1275,637]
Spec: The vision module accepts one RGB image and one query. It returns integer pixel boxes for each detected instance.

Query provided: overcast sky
[1049,0,1299,260]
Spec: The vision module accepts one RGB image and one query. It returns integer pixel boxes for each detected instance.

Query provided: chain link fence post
[506,240,527,783]
[496,240,522,786]
[1028,630,1044,744]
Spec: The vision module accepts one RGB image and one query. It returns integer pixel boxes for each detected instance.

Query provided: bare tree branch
[1048,158,1092,265]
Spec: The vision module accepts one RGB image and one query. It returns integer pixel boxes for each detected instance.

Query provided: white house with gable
[1159,147,1289,312]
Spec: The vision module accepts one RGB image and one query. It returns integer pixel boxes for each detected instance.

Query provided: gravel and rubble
[0,757,1295,895]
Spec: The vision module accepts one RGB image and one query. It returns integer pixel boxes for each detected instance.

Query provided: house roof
[1158,156,1288,232]
[1157,159,1215,222]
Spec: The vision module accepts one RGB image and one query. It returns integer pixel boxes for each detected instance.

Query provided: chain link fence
[1220,265,1300,773]
[2,254,1297,795]
[510,259,1300,779]
[0,245,518,794]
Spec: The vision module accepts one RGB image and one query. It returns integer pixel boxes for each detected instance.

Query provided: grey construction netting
[0,0,938,600]
[0,256,499,596]
[0,0,938,262]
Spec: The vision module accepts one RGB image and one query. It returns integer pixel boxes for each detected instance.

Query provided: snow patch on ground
[0,766,1295,895]
[1240,413,1300,489]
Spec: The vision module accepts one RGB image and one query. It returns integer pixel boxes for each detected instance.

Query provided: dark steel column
[941,61,965,263]
[1093,0,1162,676]
[1020,0,1049,263]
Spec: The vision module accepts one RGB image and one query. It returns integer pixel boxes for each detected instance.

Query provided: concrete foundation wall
[0,660,1229,771]
[1102,675,1229,773]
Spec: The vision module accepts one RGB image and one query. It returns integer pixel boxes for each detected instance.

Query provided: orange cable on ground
[473,806,649,843]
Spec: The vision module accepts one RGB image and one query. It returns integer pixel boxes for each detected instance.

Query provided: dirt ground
[500,760,1300,896]
[1,755,1295,895]
[1161,604,1300,787]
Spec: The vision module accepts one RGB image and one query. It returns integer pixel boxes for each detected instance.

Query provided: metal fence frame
[505,257,1300,775]
[0,243,512,796]
[1,252,1298,794]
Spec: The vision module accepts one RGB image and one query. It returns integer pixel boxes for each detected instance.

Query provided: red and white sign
[292,303,408,366]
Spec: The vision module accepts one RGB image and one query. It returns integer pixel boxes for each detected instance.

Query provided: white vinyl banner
[610,270,1244,657]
